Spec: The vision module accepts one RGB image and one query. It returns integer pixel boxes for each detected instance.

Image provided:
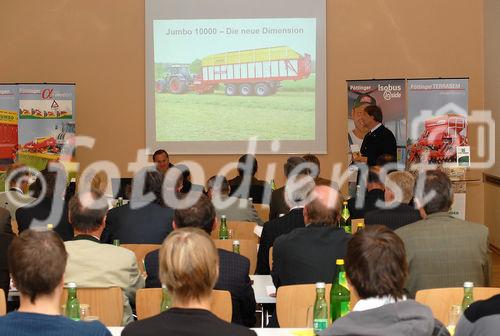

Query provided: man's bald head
[303,185,342,227]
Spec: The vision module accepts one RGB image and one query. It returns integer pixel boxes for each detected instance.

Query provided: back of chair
[60,287,123,326]
[136,288,232,321]
[211,221,259,242]
[415,287,500,325]
[121,244,161,274]
[351,219,364,234]
[0,289,5,316]
[213,239,257,275]
[276,283,359,328]
[254,204,270,222]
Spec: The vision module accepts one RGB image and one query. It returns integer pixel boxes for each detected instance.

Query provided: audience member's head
[345,225,408,300]
[237,154,258,177]
[159,227,219,305]
[366,168,384,191]
[173,194,216,234]
[303,185,341,227]
[68,189,108,236]
[416,170,453,215]
[206,175,230,198]
[90,171,109,195]
[284,156,308,179]
[361,104,383,129]
[284,174,315,209]
[153,149,170,174]
[5,163,30,193]
[30,167,67,199]
[302,154,321,179]
[8,230,68,304]
[375,154,397,168]
[384,171,415,205]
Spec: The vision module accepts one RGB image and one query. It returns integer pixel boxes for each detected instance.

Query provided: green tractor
[156,65,193,94]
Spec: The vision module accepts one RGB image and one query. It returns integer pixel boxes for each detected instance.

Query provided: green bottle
[270,179,276,191]
[65,282,80,321]
[313,282,328,334]
[461,281,474,311]
[116,197,123,207]
[340,201,351,234]
[219,215,229,240]
[330,259,350,323]
[232,240,240,254]
[113,239,120,246]
[160,285,172,312]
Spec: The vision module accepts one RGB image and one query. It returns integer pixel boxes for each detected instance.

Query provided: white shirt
[353,295,406,312]
[370,123,382,133]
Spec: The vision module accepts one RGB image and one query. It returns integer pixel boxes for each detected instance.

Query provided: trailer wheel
[155,79,166,93]
[255,83,271,96]
[239,83,253,96]
[225,84,238,96]
[169,77,188,94]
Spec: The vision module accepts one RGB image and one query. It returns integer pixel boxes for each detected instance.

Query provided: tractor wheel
[255,83,271,96]
[225,84,238,96]
[155,79,166,93]
[168,77,188,94]
[239,83,253,96]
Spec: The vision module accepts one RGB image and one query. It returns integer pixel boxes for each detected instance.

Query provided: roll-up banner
[0,85,19,168]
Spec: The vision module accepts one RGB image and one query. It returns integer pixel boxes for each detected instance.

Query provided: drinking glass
[447,304,462,335]
[305,304,314,328]
[228,229,234,239]
[80,304,90,321]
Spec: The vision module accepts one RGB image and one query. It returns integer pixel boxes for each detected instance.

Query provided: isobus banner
[0,85,19,168]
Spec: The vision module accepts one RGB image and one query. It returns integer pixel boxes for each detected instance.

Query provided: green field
[155,85,315,141]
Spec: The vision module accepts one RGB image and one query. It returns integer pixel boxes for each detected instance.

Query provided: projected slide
[153,18,316,142]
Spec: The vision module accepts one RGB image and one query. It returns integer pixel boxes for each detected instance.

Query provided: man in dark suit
[365,170,421,230]
[16,167,73,241]
[228,154,271,204]
[348,169,385,219]
[102,169,174,244]
[0,233,13,300]
[272,185,351,288]
[0,208,12,235]
[144,194,256,327]
[269,156,309,220]
[352,104,397,167]
[255,174,315,275]
[152,149,174,175]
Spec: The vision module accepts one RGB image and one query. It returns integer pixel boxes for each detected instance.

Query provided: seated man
[0,164,34,231]
[152,149,174,175]
[272,185,351,288]
[456,294,500,336]
[302,154,338,189]
[102,169,174,244]
[0,233,13,301]
[396,170,489,298]
[207,175,263,225]
[228,154,271,204]
[365,170,421,230]
[0,230,110,336]
[144,194,256,327]
[320,225,447,336]
[348,168,385,219]
[64,190,144,325]
[255,174,314,275]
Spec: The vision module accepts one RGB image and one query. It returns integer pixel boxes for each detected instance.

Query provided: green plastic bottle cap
[316,282,326,288]
[336,259,344,265]
[464,282,474,288]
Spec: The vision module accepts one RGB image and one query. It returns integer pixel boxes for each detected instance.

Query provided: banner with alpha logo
[407,78,468,166]
[17,84,76,169]
[0,85,19,167]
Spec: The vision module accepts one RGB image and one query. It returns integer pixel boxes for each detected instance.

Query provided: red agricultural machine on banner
[156,46,312,96]
[408,114,468,164]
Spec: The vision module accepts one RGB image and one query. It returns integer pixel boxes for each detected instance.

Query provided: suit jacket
[101,201,174,244]
[395,212,490,298]
[365,203,421,231]
[64,236,145,325]
[256,207,305,275]
[144,248,256,327]
[360,124,397,166]
[212,195,263,225]
[347,188,385,219]
[272,224,351,288]
[0,233,13,298]
[269,187,288,220]
[122,308,256,336]
[0,207,12,235]
[0,189,34,221]
[16,197,73,241]
[228,176,271,204]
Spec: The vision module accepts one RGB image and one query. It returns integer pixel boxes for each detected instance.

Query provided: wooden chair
[11,219,18,235]
[211,221,259,242]
[60,287,123,326]
[136,288,232,321]
[0,289,5,316]
[276,283,359,328]
[351,219,365,234]
[213,239,257,275]
[254,203,270,222]
[121,244,161,274]
[415,287,500,325]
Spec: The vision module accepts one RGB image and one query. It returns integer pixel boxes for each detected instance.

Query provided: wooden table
[108,327,313,336]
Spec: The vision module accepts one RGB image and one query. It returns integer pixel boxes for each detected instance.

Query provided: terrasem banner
[17,84,76,168]
[407,78,468,166]
[0,85,19,168]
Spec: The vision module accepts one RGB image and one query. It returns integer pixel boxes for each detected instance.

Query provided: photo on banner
[0,85,19,170]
